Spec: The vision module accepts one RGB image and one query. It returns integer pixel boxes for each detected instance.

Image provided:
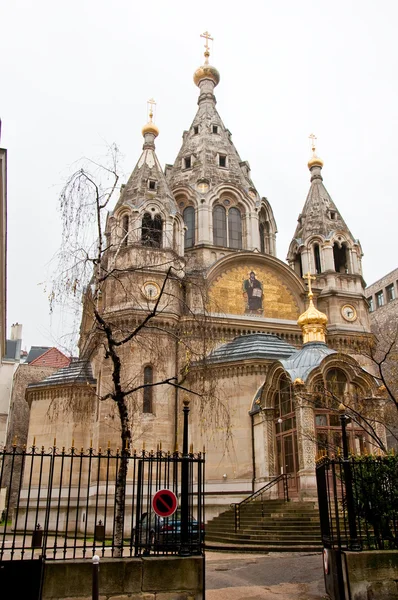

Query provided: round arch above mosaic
[207,256,303,320]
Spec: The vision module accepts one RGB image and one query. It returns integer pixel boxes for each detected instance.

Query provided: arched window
[333,242,349,273]
[143,365,153,413]
[314,243,322,274]
[183,206,195,248]
[213,205,227,247]
[326,368,347,400]
[259,209,270,253]
[213,204,242,249]
[259,222,265,253]
[141,213,162,248]
[122,215,129,247]
[294,252,303,277]
[275,375,299,489]
[228,207,242,249]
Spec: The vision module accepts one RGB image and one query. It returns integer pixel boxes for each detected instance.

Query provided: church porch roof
[208,333,297,364]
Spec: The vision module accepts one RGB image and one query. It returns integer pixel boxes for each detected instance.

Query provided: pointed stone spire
[115,100,177,216]
[167,32,259,194]
[287,135,363,277]
[295,136,350,242]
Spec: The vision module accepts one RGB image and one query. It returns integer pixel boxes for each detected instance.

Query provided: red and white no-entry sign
[152,489,178,517]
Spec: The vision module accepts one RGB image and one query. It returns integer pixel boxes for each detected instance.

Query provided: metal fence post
[180,398,190,556]
[339,404,360,551]
[92,553,99,600]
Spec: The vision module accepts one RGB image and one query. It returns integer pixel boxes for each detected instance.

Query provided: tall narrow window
[228,207,242,249]
[376,291,384,308]
[213,205,227,247]
[122,215,129,247]
[143,365,153,413]
[333,242,348,273]
[386,284,395,302]
[314,243,322,274]
[141,213,162,247]
[259,223,265,253]
[183,206,195,248]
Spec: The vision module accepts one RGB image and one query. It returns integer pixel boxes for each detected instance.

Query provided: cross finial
[200,31,213,64]
[304,272,316,298]
[147,98,156,122]
[309,133,317,154]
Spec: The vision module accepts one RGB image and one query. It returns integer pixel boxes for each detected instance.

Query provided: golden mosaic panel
[208,265,299,319]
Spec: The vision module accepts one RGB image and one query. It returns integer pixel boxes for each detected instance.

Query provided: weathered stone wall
[42,556,203,600]
[343,550,398,599]
[2,364,57,506]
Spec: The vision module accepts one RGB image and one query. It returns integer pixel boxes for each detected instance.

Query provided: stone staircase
[205,499,323,552]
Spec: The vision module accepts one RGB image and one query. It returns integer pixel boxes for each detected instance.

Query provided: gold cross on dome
[147,98,156,121]
[304,272,316,297]
[309,133,317,154]
[200,31,213,63]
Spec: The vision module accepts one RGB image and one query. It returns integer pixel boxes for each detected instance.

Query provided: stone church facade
[25,43,384,511]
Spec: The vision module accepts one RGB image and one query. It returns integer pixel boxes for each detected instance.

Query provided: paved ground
[206,551,328,600]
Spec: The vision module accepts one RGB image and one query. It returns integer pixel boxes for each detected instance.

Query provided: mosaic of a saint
[243,271,263,314]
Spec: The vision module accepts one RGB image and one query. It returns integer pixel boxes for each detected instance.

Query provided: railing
[0,403,205,561]
[231,474,290,532]
[316,454,398,551]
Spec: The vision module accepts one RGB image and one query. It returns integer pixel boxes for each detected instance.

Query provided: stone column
[197,204,211,245]
[248,211,261,251]
[301,249,310,274]
[322,242,334,271]
[294,381,318,500]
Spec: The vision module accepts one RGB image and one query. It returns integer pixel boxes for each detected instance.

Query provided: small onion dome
[297,297,328,329]
[142,120,159,138]
[308,154,324,169]
[193,64,220,87]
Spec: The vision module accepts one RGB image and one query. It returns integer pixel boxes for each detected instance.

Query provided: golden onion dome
[297,297,328,328]
[308,154,324,169]
[142,120,159,138]
[193,64,220,87]
[297,288,328,344]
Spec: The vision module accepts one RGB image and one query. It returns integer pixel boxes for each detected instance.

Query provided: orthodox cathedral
[25,35,384,509]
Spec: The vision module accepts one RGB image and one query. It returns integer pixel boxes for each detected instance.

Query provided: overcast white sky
[1,0,397,353]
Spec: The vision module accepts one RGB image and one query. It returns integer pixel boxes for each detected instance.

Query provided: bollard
[92,553,100,600]
[31,524,43,549]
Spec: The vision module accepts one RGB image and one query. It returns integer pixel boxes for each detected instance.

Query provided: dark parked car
[137,510,204,553]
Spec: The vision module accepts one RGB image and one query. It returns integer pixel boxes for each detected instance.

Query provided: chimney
[10,323,22,341]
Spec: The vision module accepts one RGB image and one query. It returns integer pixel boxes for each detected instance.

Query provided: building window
[183,206,195,248]
[259,208,271,254]
[386,284,395,303]
[213,205,227,247]
[213,204,243,249]
[212,125,219,134]
[218,154,227,168]
[122,215,129,247]
[143,365,153,413]
[330,211,336,220]
[326,368,347,399]
[333,242,349,273]
[141,213,162,247]
[183,156,192,169]
[148,180,156,191]
[314,243,322,274]
[193,126,199,135]
[376,290,384,308]
[367,297,374,312]
[228,207,242,249]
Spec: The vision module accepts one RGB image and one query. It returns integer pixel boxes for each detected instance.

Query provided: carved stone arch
[113,206,133,248]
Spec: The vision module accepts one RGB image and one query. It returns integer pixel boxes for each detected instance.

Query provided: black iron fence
[316,453,398,551]
[0,409,204,561]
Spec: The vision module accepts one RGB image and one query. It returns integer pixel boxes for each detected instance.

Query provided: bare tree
[51,146,229,553]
